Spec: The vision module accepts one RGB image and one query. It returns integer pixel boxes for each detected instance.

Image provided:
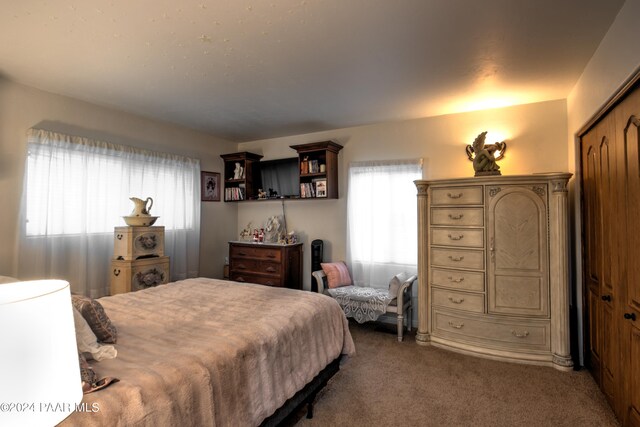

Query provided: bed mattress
[61,277,355,427]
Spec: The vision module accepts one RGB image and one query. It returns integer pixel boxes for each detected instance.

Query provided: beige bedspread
[61,278,355,427]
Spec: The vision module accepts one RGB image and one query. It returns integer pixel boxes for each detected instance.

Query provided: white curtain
[347,159,422,288]
[18,129,201,297]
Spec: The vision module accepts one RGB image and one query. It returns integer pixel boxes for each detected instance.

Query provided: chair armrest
[396,274,417,302]
[312,270,327,294]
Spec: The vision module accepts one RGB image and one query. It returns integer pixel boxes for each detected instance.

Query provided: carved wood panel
[629,325,640,427]
[582,130,603,381]
[487,186,549,317]
[602,302,616,406]
[625,116,640,313]
[588,287,602,382]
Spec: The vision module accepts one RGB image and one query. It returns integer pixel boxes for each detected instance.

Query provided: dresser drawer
[230,272,283,287]
[230,259,282,276]
[431,228,484,248]
[114,226,165,260]
[431,268,485,292]
[431,208,484,226]
[110,256,170,295]
[432,309,551,351]
[230,245,282,262]
[432,288,484,313]
[431,248,484,270]
[431,186,483,205]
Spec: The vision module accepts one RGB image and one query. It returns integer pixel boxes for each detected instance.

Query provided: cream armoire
[415,173,573,371]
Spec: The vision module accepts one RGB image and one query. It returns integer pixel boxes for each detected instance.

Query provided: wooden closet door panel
[487,186,549,317]
[582,116,621,412]
[582,129,603,373]
[598,116,619,409]
[621,107,640,426]
[629,326,640,427]
[623,116,640,313]
[587,288,602,381]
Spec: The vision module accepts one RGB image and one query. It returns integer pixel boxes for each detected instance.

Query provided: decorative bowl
[122,216,159,226]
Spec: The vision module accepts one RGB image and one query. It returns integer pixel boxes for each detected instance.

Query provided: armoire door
[487,185,549,317]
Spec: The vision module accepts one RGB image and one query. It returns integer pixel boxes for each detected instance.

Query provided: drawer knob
[601,295,612,302]
[265,281,275,286]
[448,214,464,220]
[265,266,276,273]
[116,234,123,240]
[237,264,247,270]
[266,254,276,259]
[236,276,246,282]
[448,276,465,283]
[448,296,464,304]
[448,255,465,262]
[113,268,121,276]
[448,233,464,241]
[447,192,463,199]
[511,330,530,338]
[238,252,247,256]
[624,312,637,321]
[448,321,464,329]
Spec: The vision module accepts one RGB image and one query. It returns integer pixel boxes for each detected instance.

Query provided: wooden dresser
[415,174,573,371]
[110,226,170,295]
[228,241,303,289]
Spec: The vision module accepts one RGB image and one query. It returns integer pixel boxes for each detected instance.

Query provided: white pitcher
[129,197,153,217]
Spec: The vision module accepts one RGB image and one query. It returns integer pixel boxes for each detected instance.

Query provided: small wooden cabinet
[110,226,170,295]
[113,226,164,260]
[111,256,170,295]
[415,174,573,371]
[290,141,342,199]
[220,152,263,201]
[228,241,303,289]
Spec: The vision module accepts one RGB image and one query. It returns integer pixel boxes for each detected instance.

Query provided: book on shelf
[225,187,245,201]
[308,160,319,174]
[300,182,316,198]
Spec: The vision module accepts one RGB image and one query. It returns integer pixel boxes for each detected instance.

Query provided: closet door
[582,81,640,426]
[617,90,640,426]
[487,186,549,317]
[581,115,620,412]
[582,126,603,384]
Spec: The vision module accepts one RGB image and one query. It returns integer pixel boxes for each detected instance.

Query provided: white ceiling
[0,0,625,142]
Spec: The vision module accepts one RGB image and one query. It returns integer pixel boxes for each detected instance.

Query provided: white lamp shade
[0,280,82,426]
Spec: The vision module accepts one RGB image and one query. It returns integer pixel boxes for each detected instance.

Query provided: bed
[62,277,355,426]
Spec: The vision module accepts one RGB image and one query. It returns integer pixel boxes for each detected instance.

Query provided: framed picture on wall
[201,171,220,202]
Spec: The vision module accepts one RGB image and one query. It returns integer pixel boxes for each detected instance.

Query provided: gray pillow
[388,272,409,298]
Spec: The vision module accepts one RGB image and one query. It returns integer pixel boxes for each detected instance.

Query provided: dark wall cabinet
[220,141,343,202]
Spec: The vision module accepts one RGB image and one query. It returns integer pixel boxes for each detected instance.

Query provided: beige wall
[567,0,640,167]
[0,78,238,279]
[238,99,569,290]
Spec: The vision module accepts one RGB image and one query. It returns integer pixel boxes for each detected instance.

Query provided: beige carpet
[290,320,618,426]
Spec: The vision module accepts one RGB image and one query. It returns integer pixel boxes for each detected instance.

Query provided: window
[18,129,201,297]
[347,159,422,287]
[25,130,199,236]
